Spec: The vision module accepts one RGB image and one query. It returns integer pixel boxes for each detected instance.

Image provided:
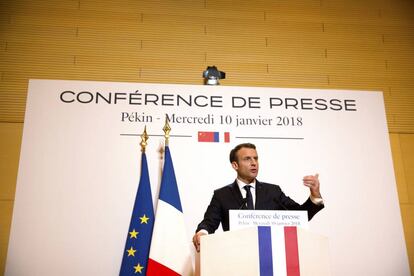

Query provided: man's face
[231,147,259,183]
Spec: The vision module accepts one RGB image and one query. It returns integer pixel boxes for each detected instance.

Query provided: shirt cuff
[198,229,209,235]
[310,195,324,205]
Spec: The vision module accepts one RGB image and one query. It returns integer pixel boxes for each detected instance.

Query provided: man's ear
[231,161,238,170]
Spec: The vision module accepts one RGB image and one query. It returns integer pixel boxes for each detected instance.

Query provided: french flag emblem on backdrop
[198,131,230,143]
[201,226,330,276]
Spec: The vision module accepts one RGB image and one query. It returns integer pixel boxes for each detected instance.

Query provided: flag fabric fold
[119,153,154,276]
[147,146,194,276]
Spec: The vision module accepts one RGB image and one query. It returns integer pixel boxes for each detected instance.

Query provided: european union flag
[120,153,154,276]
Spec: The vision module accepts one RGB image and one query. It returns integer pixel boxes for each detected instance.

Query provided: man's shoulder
[256,181,281,191]
[214,182,237,193]
[257,181,274,186]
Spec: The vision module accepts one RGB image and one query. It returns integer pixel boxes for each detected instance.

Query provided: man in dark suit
[192,143,324,252]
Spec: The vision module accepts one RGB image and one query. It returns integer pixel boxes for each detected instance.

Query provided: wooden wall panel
[390,134,409,204]
[1,1,413,127]
[400,135,414,202]
[0,123,22,274]
[0,123,21,200]
[0,202,14,276]
[391,133,414,273]
[401,204,414,274]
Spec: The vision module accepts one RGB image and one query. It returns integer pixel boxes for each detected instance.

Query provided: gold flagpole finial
[163,116,171,146]
[140,126,149,152]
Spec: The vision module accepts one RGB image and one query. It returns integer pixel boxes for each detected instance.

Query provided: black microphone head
[239,198,248,209]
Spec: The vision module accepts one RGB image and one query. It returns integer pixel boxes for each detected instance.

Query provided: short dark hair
[229,143,256,163]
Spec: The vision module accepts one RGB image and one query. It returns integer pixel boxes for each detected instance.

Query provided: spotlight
[203,66,226,85]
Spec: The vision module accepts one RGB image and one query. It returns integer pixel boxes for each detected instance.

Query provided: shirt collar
[236,178,256,190]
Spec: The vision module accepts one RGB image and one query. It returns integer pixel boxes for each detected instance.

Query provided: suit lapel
[229,180,244,207]
[255,181,265,209]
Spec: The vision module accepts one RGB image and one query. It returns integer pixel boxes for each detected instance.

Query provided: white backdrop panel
[5,79,410,276]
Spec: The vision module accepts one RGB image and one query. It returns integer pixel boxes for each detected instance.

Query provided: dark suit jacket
[196,180,324,234]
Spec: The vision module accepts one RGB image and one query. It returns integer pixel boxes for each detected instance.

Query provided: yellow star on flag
[126,246,136,257]
[129,229,139,239]
[139,214,149,224]
[134,263,144,274]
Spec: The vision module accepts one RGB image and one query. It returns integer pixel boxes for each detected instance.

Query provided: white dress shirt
[236,178,256,208]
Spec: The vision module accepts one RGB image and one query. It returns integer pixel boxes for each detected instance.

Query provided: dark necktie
[244,185,254,209]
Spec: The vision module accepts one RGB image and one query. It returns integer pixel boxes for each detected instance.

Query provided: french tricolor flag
[198,131,230,143]
[147,146,193,275]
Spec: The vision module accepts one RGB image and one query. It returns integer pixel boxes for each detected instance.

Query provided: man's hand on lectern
[192,231,207,252]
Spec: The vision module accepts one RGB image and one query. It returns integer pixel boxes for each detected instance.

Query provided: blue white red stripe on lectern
[258,226,273,275]
[258,226,301,276]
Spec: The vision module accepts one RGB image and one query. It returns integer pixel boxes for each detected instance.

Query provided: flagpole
[140,125,149,152]
[163,116,171,146]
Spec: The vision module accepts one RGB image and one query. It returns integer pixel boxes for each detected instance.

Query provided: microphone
[273,198,289,210]
[239,198,248,209]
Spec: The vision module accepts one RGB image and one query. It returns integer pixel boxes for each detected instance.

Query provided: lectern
[200,226,330,276]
